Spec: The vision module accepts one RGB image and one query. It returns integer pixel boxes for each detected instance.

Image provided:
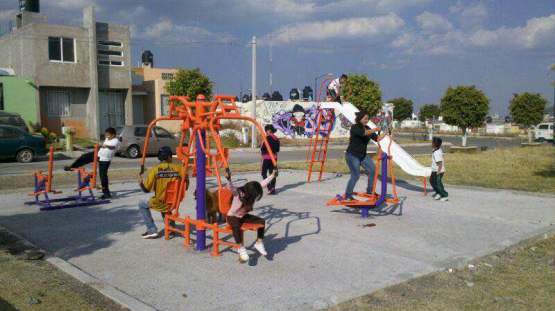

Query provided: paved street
[0,171,553,310]
[0,135,523,176]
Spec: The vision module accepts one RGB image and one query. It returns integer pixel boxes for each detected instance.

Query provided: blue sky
[1,0,555,116]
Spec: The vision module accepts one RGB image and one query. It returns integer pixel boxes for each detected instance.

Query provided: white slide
[324,102,432,177]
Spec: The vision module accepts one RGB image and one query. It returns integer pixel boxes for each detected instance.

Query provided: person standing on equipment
[137,147,186,239]
[343,111,380,201]
[327,74,348,104]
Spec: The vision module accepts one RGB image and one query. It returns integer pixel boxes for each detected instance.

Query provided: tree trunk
[461,128,467,147]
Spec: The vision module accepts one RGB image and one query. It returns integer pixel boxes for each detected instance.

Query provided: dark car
[0,125,47,163]
[0,111,29,133]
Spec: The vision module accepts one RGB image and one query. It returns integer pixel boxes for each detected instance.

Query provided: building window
[98,40,122,47]
[162,73,174,80]
[99,60,124,67]
[0,83,4,110]
[48,37,75,63]
[98,50,123,57]
[161,95,170,116]
[46,90,70,117]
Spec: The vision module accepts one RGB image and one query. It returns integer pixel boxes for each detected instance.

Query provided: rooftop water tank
[19,0,40,13]
[142,50,154,67]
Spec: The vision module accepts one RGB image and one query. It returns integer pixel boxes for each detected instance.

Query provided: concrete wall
[240,100,353,138]
[0,76,38,124]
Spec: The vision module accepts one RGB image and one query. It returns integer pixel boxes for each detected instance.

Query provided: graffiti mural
[242,101,353,138]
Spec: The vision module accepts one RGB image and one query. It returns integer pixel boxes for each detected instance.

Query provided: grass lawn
[331,233,555,311]
[0,227,127,311]
[279,146,555,194]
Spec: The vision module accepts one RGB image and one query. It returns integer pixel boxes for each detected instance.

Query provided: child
[261,124,280,194]
[65,127,120,199]
[138,146,186,239]
[327,74,348,104]
[224,169,277,263]
[430,137,448,201]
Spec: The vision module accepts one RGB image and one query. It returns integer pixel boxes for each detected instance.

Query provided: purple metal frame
[195,130,207,250]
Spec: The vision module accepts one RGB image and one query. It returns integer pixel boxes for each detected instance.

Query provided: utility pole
[251,36,257,148]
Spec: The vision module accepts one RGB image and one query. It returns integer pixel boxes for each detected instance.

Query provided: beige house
[132,61,180,131]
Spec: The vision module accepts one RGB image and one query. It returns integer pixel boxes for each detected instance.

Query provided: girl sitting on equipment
[224,169,277,263]
[261,124,280,195]
[430,137,448,201]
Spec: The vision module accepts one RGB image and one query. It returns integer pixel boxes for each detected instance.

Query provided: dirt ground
[0,227,128,311]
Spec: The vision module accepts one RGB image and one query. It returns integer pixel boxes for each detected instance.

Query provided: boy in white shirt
[327,74,348,104]
[65,127,120,199]
[430,137,448,201]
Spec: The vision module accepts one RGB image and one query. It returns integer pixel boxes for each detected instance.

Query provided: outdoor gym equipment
[326,138,399,218]
[27,144,110,210]
[307,75,336,182]
[139,94,276,253]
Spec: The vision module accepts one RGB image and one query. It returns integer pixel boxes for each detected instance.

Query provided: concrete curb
[47,257,157,311]
[0,225,157,311]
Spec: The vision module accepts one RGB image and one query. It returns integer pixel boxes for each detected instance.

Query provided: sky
[1,0,555,116]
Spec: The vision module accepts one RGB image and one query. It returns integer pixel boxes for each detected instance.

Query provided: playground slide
[322,102,432,178]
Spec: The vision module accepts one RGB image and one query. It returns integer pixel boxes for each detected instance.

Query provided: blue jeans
[138,199,157,234]
[345,152,375,199]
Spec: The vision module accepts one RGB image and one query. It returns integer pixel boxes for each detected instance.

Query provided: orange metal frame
[326,137,399,207]
[31,145,60,196]
[140,94,276,256]
[72,144,99,194]
[307,108,335,182]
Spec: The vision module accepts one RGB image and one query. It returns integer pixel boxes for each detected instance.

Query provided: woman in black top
[344,111,380,200]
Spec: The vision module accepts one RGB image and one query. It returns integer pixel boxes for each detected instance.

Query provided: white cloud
[468,14,555,49]
[136,18,236,44]
[416,12,453,33]
[45,0,98,10]
[262,13,405,45]
[0,9,16,23]
[319,0,433,14]
[449,1,488,27]
[234,0,316,18]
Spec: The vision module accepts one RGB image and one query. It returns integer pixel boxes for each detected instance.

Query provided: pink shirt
[226,175,274,218]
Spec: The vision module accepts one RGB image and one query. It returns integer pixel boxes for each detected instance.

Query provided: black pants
[261,159,276,192]
[70,151,95,168]
[327,89,341,103]
[227,214,265,244]
[430,172,448,198]
[98,161,111,195]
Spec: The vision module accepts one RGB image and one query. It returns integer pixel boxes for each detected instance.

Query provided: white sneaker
[431,192,437,197]
[238,247,249,263]
[440,197,449,202]
[254,241,268,256]
[434,194,441,200]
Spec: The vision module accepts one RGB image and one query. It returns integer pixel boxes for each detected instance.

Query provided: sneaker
[433,194,441,200]
[440,197,449,202]
[238,247,249,263]
[141,232,159,239]
[100,193,111,200]
[431,192,437,197]
[64,166,72,172]
[342,195,355,202]
[268,189,277,195]
[254,241,268,256]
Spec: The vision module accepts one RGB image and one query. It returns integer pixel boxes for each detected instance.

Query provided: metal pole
[195,130,206,250]
[251,36,257,148]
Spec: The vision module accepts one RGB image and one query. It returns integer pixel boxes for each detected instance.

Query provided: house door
[99,91,125,132]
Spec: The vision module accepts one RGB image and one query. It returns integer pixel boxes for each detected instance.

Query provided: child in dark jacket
[261,124,280,194]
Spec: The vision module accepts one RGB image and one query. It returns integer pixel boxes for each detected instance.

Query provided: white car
[535,123,553,142]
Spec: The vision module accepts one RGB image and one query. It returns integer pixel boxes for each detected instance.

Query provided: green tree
[388,97,413,121]
[165,68,213,99]
[344,74,381,116]
[440,85,489,147]
[509,92,547,143]
[419,104,441,122]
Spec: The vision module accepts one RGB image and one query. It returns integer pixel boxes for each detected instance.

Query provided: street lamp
[314,73,334,102]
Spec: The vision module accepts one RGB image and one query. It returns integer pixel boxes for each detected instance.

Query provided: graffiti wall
[240,101,352,138]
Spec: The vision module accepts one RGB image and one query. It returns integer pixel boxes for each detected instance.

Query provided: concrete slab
[0,171,554,311]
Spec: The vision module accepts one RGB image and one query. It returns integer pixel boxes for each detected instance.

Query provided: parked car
[0,111,29,133]
[117,125,179,158]
[535,123,553,142]
[0,125,47,163]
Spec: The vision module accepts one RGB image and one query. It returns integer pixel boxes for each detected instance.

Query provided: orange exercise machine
[326,138,399,218]
[27,144,110,210]
[139,94,276,253]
